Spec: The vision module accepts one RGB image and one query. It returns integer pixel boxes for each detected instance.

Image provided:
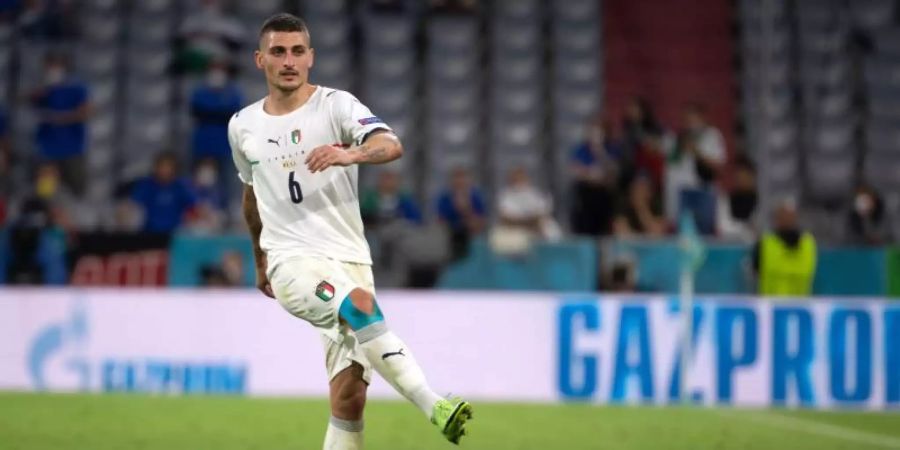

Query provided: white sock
[323,416,364,450]
[356,323,444,419]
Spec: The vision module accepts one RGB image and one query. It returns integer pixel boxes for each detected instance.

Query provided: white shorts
[268,255,376,384]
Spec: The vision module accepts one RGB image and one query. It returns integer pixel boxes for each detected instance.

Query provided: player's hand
[306,144,356,173]
[256,267,275,298]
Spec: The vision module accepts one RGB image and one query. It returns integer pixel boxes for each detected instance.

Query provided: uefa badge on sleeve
[315,281,335,302]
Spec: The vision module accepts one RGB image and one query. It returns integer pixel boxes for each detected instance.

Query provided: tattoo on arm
[356,143,389,163]
[242,185,265,265]
[354,132,402,165]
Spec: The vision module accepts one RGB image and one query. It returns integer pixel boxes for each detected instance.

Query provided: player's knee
[349,288,375,315]
[333,383,367,420]
[339,288,385,331]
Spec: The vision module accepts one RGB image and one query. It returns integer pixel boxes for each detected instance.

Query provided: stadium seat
[491,86,540,117]
[851,0,896,31]
[806,154,856,201]
[865,120,900,155]
[308,19,350,51]
[551,0,598,22]
[427,17,478,52]
[364,49,415,81]
[552,23,598,56]
[492,19,541,54]
[492,54,541,85]
[863,153,900,193]
[363,15,415,50]
[303,0,348,17]
[496,0,541,21]
[874,29,900,57]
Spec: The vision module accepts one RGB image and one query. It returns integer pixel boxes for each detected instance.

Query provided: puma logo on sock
[381,348,405,360]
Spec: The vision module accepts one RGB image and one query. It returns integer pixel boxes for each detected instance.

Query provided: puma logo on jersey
[267,137,281,146]
[381,348,405,360]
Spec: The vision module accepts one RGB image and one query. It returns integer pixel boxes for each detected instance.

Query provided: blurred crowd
[0,0,894,290]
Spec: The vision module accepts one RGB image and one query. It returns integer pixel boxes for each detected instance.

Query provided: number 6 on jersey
[288,171,303,204]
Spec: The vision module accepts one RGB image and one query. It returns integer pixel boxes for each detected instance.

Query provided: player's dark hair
[259,13,309,39]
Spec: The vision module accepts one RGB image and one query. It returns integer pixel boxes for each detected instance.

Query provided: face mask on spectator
[855,194,873,215]
[196,166,218,187]
[44,66,65,86]
[207,69,227,88]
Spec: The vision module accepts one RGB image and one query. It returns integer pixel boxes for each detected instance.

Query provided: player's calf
[324,363,367,450]
[330,363,367,421]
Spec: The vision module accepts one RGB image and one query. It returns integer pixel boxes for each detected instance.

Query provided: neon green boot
[431,398,474,445]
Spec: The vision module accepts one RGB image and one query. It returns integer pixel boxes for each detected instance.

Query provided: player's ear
[254,50,263,70]
[307,47,314,70]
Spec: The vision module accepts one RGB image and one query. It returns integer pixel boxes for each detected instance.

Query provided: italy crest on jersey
[291,129,301,145]
[315,281,335,302]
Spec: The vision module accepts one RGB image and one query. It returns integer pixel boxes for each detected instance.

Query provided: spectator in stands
[430,0,478,14]
[0,105,10,223]
[361,169,423,227]
[604,254,638,292]
[200,250,245,287]
[495,166,561,244]
[175,0,244,74]
[18,0,77,40]
[437,167,486,260]
[717,156,758,242]
[370,0,408,13]
[30,160,75,231]
[846,184,889,245]
[29,52,92,196]
[129,152,196,234]
[186,156,227,233]
[612,173,667,237]
[0,0,20,22]
[570,115,622,236]
[361,169,423,286]
[752,199,817,297]
[622,96,669,190]
[4,197,67,284]
[665,102,726,234]
[190,59,243,191]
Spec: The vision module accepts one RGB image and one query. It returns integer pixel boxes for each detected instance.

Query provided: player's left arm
[306,130,402,173]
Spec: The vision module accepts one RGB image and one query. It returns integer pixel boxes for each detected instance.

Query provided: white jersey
[228,86,391,268]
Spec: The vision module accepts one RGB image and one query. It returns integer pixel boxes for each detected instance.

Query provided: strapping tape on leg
[338,295,385,331]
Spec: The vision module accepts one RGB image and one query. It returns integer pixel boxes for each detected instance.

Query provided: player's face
[256,31,314,92]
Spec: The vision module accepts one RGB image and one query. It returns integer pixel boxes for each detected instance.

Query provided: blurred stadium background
[1,0,900,449]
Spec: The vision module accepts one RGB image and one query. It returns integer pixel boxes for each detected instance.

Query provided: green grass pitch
[1,392,899,449]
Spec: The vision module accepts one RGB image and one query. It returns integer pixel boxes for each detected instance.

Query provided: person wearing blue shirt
[0,104,11,205]
[130,152,197,234]
[570,116,623,236]
[436,167,486,260]
[30,53,92,196]
[361,170,423,227]
[0,105,8,144]
[190,61,243,195]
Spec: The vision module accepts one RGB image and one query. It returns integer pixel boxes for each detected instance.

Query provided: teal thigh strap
[338,295,384,331]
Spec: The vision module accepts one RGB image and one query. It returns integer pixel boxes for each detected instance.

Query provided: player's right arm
[230,113,274,298]
[242,185,274,298]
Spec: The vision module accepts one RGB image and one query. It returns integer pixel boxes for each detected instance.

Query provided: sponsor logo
[381,349,405,360]
[267,137,282,147]
[28,302,247,395]
[358,117,384,126]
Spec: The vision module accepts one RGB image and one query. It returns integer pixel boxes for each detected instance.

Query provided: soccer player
[228,13,472,449]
